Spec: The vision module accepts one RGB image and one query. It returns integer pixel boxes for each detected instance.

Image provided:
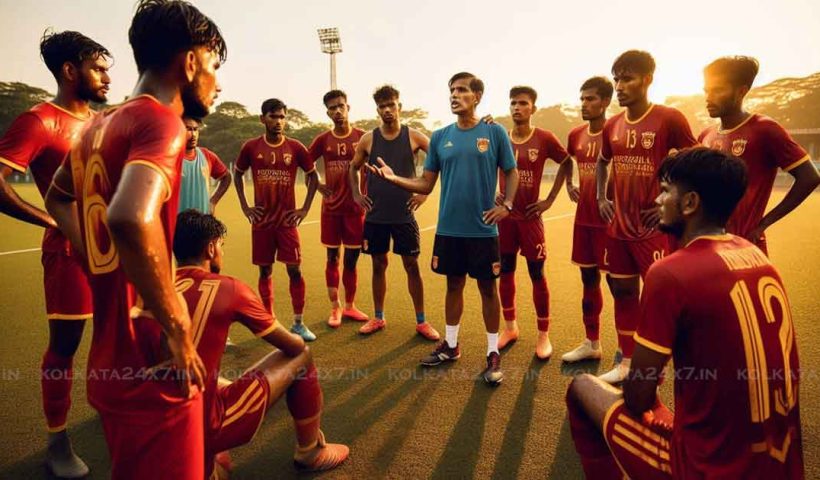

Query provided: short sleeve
[235,141,252,173]
[696,129,708,145]
[601,120,613,160]
[308,133,324,162]
[494,125,516,171]
[203,148,228,179]
[545,130,569,164]
[666,109,697,151]
[764,120,810,172]
[566,130,577,157]
[423,130,441,172]
[232,279,277,337]
[295,141,315,173]
[126,111,185,198]
[0,112,48,173]
[634,263,685,356]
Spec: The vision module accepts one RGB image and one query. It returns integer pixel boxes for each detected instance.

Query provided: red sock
[290,275,306,315]
[325,260,340,303]
[614,294,640,358]
[41,349,73,431]
[532,277,550,331]
[582,285,603,341]
[566,387,623,480]
[500,272,516,321]
[258,277,273,314]
[287,364,323,447]
[342,267,357,304]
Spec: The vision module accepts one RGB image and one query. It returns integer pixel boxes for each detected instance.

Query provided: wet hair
[261,98,287,115]
[128,0,227,74]
[173,209,227,263]
[580,76,614,99]
[39,29,111,80]
[448,72,484,95]
[704,56,760,89]
[183,116,203,124]
[323,89,347,106]
[612,50,655,77]
[372,85,400,104]
[657,147,748,225]
[509,86,537,103]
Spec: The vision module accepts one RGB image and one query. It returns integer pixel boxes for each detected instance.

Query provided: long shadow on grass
[545,416,585,480]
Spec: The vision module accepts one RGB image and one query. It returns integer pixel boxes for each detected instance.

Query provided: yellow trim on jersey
[684,233,733,248]
[322,243,342,249]
[254,322,278,338]
[609,273,640,279]
[0,156,26,173]
[233,164,247,174]
[342,243,362,249]
[47,313,93,321]
[176,265,207,272]
[611,434,672,473]
[126,160,172,202]
[49,179,74,199]
[47,423,67,433]
[624,104,655,125]
[586,124,604,137]
[303,166,317,175]
[602,398,624,431]
[571,261,598,268]
[717,113,756,134]
[330,126,353,139]
[751,426,795,463]
[783,154,810,173]
[262,135,285,148]
[616,329,636,336]
[509,127,536,145]
[45,102,93,121]
[634,333,672,356]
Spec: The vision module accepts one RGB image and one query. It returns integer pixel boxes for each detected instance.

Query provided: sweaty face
[656,180,685,238]
[613,70,648,107]
[77,54,111,103]
[376,98,400,124]
[182,47,221,119]
[449,78,479,115]
[183,118,200,151]
[509,94,535,124]
[580,88,608,121]
[261,108,286,136]
[703,74,740,119]
[325,97,349,126]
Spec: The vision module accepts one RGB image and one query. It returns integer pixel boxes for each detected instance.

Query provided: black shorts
[431,235,501,280]
[362,220,420,256]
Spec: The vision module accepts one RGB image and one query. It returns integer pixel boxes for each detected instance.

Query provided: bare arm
[407,129,431,210]
[367,158,439,195]
[623,344,669,416]
[349,134,373,211]
[0,165,56,228]
[209,171,231,213]
[525,157,573,218]
[108,164,205,397]
[261,324,305,357]
[285,170,319,226]
[751,161,820,240]
[234,168,265,224]
[596,155,614,223]
[44,165,83,255]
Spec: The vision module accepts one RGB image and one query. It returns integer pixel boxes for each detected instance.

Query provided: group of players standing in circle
[0,0,817,478]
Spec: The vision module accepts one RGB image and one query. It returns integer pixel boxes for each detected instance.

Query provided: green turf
[0,183,818,479]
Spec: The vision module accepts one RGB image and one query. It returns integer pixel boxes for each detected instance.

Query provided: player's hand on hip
[483,205,509,225]
[285,208,308,226]
[407,194,427,212]
[745,224,766,244]
[526,198,553,219]
[567,184,581,203]
[317,183,333,198]
[243,206,266,224]
[167,331,207,399]
[640,206,661,230]
[597,198,615,223]
[353,192,373,211]
[366,157,396,182]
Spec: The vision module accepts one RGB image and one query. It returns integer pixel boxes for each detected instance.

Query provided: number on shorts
[535,243,545,260]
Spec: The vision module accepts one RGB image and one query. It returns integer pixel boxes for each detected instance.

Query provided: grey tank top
[366,125,415,224]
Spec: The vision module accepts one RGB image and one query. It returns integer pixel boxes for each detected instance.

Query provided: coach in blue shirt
[367,72,518,385]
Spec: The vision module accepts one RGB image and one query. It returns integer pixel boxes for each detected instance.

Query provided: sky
[1,0,819,126]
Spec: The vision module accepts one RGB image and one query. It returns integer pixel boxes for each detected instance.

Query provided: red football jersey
[601,105,697,240]
[0,102,92,252]
[235,136,315,229]
[66,95,187,413]
[567,124,607,227]
[309,127,365,215]
[499,127,568,221]
[175,266,276,439]
[635,235,802,478]
[185,146,228,179]
[698,114,810,240]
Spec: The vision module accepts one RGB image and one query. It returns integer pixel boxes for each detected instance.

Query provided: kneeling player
[173,210,349,477]
[567,148,803,479]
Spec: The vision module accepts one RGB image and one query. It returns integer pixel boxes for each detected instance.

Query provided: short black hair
[183,115,203,124]
[173,209,227,263]
[704,56,760,89]
[261,98,287,115]
[509,86,537,103]
[612,50,655,77]
[129,0,227,75]
[373,85,399,104]
[448,72,484,95]
[580,76,614,99]
[39,29,111,80]
[658,147,748,226]
[323,89,347,106]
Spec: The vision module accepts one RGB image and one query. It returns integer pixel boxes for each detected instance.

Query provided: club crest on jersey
[284,153,293,166]
[431,256,439,269]
[641,131,656,149]
[528,148,539,162]
[732,139,748,156]
[477,138,490,153]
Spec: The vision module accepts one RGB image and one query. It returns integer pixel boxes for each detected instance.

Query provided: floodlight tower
[317,27,342,90]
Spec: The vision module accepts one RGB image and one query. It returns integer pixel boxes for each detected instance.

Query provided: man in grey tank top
[348,85,440,341]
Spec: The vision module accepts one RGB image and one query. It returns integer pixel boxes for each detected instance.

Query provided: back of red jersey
[500,128,568,220]
[235,136,315,229]
[567,124,606,227]
[602,105,697,240]
[0,102,91,252]
[698,115,810,240]
[636,235,802,478]
[67,95,186,413]
[175,267,276,438]
[309,128,364,215]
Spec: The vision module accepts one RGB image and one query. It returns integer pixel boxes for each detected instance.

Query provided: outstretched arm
[0,165,56,228]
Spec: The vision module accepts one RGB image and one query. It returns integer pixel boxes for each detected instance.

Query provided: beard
[209,262,221,274]
[658,218,685,238]
[182,82,210,119]
[79,82,107,104]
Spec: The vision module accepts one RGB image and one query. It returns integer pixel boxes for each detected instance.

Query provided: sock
[415,312,426,325]
[614,294,640,358]
[582,285,603,342]
[499,272,516,321]
[487,333,499,355]
[375,310,385,320]
[41,349,73,431]
[342,267,357,305]
[258,277,273,314]
[287,364,323,449]
[445,324,459,348]
[290,275,306,316]
[533,277,550,332]
[325,260,340,304]
[293,314,303,325]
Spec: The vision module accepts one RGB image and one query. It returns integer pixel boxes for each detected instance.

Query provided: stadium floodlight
[317,27,342,90]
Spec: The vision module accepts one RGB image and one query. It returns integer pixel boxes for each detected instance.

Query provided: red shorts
[603,234,669,278]
[41,250,93,320]
[571,224,607,268]
[498,218,546,261]
[603,399,672,479]
[252,226,301,265]
[100,397,204,480]
[321,212,364,249]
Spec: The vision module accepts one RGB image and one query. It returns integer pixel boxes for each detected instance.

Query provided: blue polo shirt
[424,122,516,237]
